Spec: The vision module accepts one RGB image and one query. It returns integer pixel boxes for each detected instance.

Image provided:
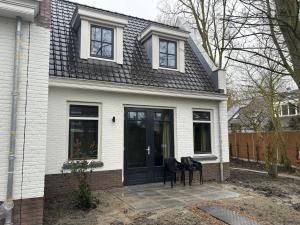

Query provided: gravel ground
[43,169,300,225]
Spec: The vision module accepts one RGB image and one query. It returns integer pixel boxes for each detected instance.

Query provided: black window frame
[193,111,212,155]
[68,104,99,160]
[90,25,114,60]
[159,39,177,69]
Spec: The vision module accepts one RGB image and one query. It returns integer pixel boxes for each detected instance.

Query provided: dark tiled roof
[50,0,217,92]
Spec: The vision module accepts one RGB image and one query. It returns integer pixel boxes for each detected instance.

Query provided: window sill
[62,160,104,170]
[193,155,218,161]
[158,66,178,72]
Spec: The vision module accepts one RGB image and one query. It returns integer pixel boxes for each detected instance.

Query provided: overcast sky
[69,0,162,20]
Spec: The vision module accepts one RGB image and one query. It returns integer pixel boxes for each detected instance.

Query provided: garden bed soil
[44,169,300,225]
[230,158,296,174]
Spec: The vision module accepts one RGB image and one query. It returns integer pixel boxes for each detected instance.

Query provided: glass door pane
[127,111,147,168]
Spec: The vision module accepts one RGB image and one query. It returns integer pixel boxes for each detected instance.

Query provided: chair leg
[181,170,185,186]
[189,171,192,186]
[201,169,203,184]
[171,174,174,188]
[164,168,166,185]
[199,170,201,184]
[174,172,177,184]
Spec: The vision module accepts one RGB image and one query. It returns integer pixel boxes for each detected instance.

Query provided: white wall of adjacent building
[0,16,50,201]
[46,85,229,177]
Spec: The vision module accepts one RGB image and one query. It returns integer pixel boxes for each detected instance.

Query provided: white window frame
[192,109,214,156]
[67,102,102,162]
[279,101,298,117]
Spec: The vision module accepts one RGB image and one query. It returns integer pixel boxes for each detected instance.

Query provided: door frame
[123,106,175,185]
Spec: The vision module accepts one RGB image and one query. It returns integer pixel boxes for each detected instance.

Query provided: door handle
[146,146,150,155]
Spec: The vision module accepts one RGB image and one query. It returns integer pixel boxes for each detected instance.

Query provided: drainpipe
[4,16,23,225]
[218,101,224,182]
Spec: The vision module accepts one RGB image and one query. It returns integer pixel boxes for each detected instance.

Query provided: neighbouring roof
[49,0,217,92]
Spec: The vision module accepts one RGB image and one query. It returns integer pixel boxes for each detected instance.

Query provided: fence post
[237,143,240,160]
[256,145,259,162]
[252,133,255,160]
[229,143,232,158]
[247,143,250,162]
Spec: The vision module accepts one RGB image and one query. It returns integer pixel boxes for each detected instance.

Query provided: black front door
[124,107,174,185]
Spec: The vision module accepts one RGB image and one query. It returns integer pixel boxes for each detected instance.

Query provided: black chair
[181,157,203,186]
[164,157,185,188]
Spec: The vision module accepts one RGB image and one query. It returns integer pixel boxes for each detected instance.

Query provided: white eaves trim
[0,0,40,22]
[138,24,190,43]
[71,5,128,29]
[49,77,227,101]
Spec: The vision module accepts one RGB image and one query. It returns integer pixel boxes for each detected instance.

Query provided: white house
[0,0,229,224]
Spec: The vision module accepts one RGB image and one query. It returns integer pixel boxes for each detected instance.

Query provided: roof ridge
[60,0,180,30]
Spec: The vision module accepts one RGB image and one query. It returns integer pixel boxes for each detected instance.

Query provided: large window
[193,111,212,154]
[159,39,177,69]
[90,25,114,59]
[69,104,99,160]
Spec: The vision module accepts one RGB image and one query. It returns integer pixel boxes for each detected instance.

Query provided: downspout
[218,101,224,182]
[4,16,23,225]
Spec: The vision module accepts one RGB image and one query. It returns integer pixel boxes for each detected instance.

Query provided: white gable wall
[46,85,229,176]
[0,17,50,200]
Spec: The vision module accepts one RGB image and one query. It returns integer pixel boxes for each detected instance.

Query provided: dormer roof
[138,24,190,43]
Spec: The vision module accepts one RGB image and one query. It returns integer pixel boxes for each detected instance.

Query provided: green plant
[62,160,96,210]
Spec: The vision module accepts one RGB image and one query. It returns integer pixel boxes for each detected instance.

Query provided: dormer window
[138,24,189,73]
[159,39,177,69]
[90,25,114,59]
[71,5,128,64]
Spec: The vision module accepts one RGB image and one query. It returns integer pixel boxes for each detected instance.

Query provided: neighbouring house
[228,90,300,133]
[0,0,229,224]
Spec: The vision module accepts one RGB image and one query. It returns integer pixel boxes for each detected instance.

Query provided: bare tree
[157,0,244,69]
[226,0,300,88]
[239,59,291,176]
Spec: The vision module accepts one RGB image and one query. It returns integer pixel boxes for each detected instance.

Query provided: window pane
[127,120,147,167]
[137,112,145,120]
[281,104,288,116]
[289,103,296,115]
[91,26,101,41]
[128,112,137,120]
[160,41,167,53]
[101,43,112,58]
[168,42,176,54]
[193,111,210,121]
[168,55,176,68]
[102,29,113,43]
[91,41,101,56]
[154,120,171,166]
[70,105,98,117]
[69,120,98,160]
[159,53,167,66]
[193,123,211,154]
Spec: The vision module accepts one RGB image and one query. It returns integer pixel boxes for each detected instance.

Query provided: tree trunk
[274,0,300,87]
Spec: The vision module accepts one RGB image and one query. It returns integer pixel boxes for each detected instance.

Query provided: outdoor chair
[163,157,185,188]
[181,157,203,186]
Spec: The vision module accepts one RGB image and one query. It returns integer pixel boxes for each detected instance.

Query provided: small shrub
[62,160,96,210]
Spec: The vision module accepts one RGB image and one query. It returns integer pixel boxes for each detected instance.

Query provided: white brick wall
[46,86,229,176]
[0,17,50,200]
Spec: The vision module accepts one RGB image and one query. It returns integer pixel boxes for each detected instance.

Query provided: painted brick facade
[46,85,229,179]
[0,6,50,224]
[0,16,50,201]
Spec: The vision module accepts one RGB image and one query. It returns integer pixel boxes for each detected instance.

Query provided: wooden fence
[229,131,300,166]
